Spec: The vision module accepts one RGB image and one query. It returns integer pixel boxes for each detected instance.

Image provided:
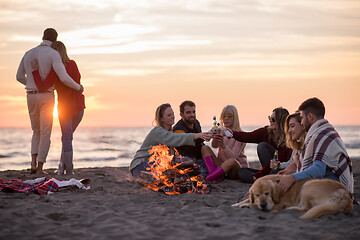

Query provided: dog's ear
[271,181,282,203]
[249,190,254,204]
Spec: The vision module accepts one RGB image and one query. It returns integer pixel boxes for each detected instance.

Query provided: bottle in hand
[210,116,218,134]
[271,150,280,172]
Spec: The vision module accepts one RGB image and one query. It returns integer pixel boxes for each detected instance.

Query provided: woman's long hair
[153,103,172,130]
[51,41,70,65]
[267,107,289,147]
[220,105,242,131]
[285,112,305,150]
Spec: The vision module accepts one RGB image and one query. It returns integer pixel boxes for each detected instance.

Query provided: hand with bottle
[270,150,280,172]
[212,132,226,149]
[194,132,213,142]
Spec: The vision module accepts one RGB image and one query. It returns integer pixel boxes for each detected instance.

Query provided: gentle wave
[0,126,359,171]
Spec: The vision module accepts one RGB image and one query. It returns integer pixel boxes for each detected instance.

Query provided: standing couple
[16,28,85,175]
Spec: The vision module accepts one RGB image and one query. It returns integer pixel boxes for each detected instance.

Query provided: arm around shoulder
[51,51,81,91]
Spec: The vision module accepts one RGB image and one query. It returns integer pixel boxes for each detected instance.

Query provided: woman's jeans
[131,158,151,178]
[59,110,84,152]
[257,142,276,168]
[237,142,276,183]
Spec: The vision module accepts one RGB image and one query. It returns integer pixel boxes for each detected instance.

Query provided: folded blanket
[300,119,354,194]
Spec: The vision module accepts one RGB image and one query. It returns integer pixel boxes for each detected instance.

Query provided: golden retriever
[232,175,353,219]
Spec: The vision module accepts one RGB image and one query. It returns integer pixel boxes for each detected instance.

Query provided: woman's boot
[206,166,226,181]
[203,156,217,173]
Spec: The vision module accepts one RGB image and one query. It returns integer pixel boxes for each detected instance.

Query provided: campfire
[140,145,208,195]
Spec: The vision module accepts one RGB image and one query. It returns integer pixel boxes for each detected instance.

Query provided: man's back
[17,40,80,92]
[18,42,58,91]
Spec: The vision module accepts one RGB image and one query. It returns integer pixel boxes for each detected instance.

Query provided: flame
[144,144,207,195]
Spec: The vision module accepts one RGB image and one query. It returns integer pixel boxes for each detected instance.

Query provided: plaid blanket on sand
[0,177,90,195]
[300,119,354,195]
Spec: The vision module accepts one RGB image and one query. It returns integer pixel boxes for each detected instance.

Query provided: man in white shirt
[16,28,83,174]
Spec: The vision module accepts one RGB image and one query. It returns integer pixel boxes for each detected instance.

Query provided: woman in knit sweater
[130,103,212,178]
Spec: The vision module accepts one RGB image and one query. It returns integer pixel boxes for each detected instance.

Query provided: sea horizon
[1,125,360,171]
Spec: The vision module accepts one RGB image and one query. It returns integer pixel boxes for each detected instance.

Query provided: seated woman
[277,112,305,175]
[232,107,293,183]
[201,105,247,182]
[129,103,212,178]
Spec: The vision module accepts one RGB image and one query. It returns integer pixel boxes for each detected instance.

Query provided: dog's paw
[232,202,250,208]
[232,202,241,207]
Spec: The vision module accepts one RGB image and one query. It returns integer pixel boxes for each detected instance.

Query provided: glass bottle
[272,150,279,171]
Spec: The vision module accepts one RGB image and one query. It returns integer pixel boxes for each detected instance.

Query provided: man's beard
[184,117,195,125]
[304,118,311,132]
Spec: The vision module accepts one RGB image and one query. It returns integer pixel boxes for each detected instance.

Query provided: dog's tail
[300,188,353,220]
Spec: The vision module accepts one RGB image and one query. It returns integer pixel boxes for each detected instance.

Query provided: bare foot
[31,162,37,174]
[31,155,37,174]
[35,170,49,175]
[36,162,48,175]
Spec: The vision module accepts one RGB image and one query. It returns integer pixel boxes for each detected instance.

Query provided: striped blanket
[300,119,354,194]
[0,177,90,195]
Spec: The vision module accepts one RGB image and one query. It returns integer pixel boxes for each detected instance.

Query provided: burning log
[139,144,209,195]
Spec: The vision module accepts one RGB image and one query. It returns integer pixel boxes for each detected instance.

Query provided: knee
[201,145,211,156]
[257,142,275,157]
[257,142,271,152]
[226,158,237,165]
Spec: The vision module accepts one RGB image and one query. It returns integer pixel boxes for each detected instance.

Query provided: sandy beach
[1,159,359,240]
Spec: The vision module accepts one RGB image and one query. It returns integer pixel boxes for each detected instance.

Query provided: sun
[53,92,59,118]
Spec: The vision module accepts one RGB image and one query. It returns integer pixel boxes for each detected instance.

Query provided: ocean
[1,126,360,171]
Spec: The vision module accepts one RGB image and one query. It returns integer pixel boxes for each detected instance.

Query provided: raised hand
[194,132,213,142]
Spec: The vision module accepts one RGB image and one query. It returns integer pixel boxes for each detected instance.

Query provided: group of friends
[130,98,354,200]
[16,28,85,175]
[15,29,354,201]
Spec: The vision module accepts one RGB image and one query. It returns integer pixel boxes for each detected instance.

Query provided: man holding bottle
[173,100,209,176]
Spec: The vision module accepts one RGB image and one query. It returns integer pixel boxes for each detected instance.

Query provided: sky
[0,0,359,128]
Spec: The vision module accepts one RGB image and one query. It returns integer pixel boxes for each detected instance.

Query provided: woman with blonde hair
[201,105,247,182]
[277,112,306,175]
[31,41,85,175]
[130,103,212,178]
[284,112,305,151]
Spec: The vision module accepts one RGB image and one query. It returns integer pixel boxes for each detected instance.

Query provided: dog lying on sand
[232,175,353,220]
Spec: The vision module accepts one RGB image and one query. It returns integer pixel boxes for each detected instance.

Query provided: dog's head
[249,175,282,211]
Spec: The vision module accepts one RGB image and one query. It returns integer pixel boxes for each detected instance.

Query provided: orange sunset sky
[1,0,359,128]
